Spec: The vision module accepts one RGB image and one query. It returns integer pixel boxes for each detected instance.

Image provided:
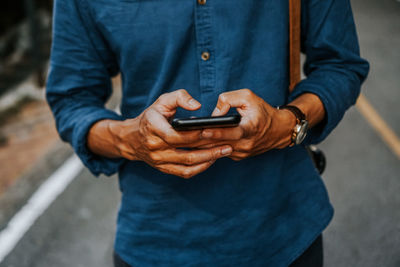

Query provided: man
[46,0,369,266]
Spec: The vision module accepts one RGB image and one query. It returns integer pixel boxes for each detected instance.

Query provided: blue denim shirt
[46,0,369,266]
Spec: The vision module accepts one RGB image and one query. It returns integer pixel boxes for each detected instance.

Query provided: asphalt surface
[1,0,400,266]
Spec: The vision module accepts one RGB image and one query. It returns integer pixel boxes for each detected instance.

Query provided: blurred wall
[0,0,53,95]
[0,0,52,37]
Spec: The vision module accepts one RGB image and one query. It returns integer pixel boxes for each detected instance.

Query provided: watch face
[295,120,309,144]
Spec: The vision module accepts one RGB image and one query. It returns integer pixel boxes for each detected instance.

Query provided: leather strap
[289,0,301,93]
[278,105,306,122]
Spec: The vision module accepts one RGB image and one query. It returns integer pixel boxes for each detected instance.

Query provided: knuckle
[145,137,160,150]
[177,89,187,96]
[157,93,170,103]
[157,94,166,102]
[143,138,152,148]
[182,169,194,179]
[212,148,221,159]
[185,153,195,165]
[241,141,254,151]
[241,89,253,99]
[148,152,162,164]
[218,94,227,103]
[242,88,252,95]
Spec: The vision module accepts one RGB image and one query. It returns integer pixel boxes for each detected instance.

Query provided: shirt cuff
[72,109,126,177]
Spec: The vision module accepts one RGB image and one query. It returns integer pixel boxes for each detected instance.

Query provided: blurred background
[0,0,399,266]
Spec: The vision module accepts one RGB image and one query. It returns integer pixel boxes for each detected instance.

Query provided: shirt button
[201,51,210,61]
[197,0,206,5]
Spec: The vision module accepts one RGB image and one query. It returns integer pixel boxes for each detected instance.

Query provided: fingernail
[188,99,201,107]
[221,147,232,155]
[202,131,213,138]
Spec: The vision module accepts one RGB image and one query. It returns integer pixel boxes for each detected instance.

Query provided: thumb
[157,89,201,112]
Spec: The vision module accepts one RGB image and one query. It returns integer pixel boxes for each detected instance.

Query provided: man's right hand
[87,89,232,179]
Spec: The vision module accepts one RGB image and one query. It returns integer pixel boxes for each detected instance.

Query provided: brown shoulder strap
[289,0,301,93]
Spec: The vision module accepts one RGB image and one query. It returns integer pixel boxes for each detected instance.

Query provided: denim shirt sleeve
[288,0,370,145]
[46,0,125,176]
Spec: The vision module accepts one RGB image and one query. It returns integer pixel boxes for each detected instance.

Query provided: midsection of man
[46,0,369,266]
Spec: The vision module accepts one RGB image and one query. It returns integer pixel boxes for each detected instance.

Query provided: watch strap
[278,105,306,122]
[278,105,307,147]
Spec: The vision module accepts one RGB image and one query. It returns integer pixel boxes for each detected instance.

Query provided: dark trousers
[113,252,131,267]
[114,235,323,267]
[289,235,323,267]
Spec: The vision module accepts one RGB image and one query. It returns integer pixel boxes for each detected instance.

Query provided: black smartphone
[171,115,241,131]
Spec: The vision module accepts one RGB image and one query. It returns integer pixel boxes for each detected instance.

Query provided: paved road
[322,0,400,266]
[1,0,400,266]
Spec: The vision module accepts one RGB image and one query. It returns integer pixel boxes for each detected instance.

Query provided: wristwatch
[278,105,309,146]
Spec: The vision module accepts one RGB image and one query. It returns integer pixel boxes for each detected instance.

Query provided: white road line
[0,155,83,263]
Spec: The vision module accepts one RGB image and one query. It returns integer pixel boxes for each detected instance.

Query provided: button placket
[194,0,215,95]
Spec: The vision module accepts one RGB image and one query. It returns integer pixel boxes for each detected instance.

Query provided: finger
[156,126,204,147]
[201,126,244,140]
[196,144,215,149]
[157,161,216,179]
[195,142,223,149]
[230,156,243,162]
[176,139,229,148]
[150,145,232,166]
[212,89,253,116]
[156,89,201,114]
[191,140,237,149]
[146,109,203,145]
[229,151,250,161]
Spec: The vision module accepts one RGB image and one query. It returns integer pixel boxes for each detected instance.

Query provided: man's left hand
[200,89,296,161]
